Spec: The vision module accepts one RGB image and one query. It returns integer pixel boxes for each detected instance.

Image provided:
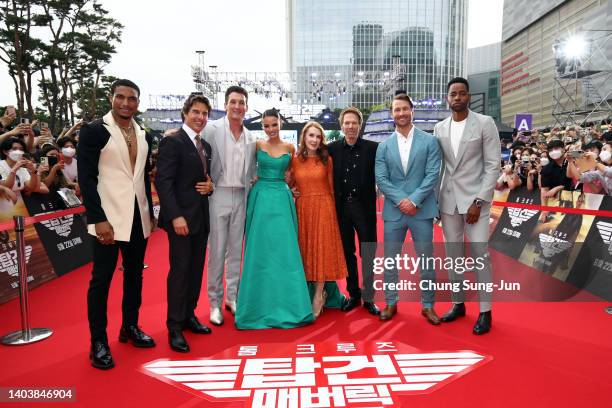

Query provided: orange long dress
[292,155,348,282]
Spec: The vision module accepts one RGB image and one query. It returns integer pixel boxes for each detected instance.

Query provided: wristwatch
[473,198,484,208]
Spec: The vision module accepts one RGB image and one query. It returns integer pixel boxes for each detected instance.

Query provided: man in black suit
[78,79,156,370]
[155,94,214,353]
[328,107,380,316]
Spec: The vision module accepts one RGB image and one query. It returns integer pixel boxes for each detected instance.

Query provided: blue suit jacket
[375,127,442,221]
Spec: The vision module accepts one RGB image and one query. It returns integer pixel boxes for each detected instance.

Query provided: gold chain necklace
[119,124,134,149]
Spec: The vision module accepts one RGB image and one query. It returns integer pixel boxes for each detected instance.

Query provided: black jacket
[155,128,212,235]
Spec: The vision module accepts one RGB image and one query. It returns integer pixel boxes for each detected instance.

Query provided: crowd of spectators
[497,122,612,221]
[0,105,81,209]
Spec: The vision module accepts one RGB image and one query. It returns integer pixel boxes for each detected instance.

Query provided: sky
[0,0,504,111]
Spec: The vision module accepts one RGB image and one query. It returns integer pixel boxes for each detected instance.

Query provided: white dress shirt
[182,123,199,147]
[217,116,245,188]
[450,118,467,158]
[396,126,414,174]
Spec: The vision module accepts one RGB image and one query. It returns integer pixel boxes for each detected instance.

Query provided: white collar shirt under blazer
[202,117,257,198]
[86,111,152,241]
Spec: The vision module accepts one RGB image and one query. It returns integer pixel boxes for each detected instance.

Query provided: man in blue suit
[375,93,442,323]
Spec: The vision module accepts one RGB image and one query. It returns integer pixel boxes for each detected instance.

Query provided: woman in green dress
[235,109,314,329]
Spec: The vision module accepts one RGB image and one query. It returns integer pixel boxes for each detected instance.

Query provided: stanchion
[1,215,53,345]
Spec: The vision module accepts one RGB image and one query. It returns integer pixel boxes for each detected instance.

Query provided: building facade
[467,43,502,123]
[501,0,612,128]
[287,0,469,109]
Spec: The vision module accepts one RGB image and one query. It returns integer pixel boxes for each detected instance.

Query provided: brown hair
[181,94,211,121]
[392,93,414,109]
[339,107,363,126]
[298,121,329,165]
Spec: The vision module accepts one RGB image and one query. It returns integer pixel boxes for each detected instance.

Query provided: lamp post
[209,65,218,109]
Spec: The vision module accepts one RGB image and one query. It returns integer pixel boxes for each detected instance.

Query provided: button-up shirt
[396,127,414,174]
[217,116,245,188]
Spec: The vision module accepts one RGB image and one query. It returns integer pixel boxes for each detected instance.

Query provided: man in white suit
[78,79,155,369]
[434,77,501,335]
[203,86,257,325]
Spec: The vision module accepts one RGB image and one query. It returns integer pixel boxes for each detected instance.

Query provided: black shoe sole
[170,345,190,353]
[473,327,491,335]
[118,335,156,348]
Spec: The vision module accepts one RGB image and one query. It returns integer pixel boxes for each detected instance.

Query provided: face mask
[599,150,611,163]
[540,158,550,166]
[61,147,76,158]
[8,150,24,162]
[549,150,563,160]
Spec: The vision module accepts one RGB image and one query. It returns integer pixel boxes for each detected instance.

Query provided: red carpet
[0,229,610,407]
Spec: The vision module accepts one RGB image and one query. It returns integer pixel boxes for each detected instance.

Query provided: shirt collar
[396,126,414,141]
[182,123,199,142]
[343,137,362,149]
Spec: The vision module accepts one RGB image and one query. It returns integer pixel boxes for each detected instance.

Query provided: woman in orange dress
[291,121,347,318]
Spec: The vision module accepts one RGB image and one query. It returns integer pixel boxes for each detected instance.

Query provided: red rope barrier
[492,201,612,217]
[0,206,85,232]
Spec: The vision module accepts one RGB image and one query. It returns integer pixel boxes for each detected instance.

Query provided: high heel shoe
[313,291,327,318]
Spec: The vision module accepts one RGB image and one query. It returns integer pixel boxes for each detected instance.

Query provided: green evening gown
[235,150,315,329]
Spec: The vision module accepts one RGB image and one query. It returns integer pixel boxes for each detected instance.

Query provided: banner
[0,194,56,304]
[490,188,542,258]
[23,194,92,277]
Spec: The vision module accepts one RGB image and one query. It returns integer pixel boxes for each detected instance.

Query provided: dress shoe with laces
[90,341,114,370]
[379,304,397,321]
[118,325,156,348]
[363,301,380,316]
[440,302,466,322]
[184,316,212,334]
[421,308,441,325]
[473,311,492,335]
[210,307,224,326]
[225,300,237,315]
[341,297,361,312]
[169,330,189,353]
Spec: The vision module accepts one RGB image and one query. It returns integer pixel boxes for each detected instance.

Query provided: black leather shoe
[341,297,361,312]
[440,303,466,323]
[90,341,114,370]
[118,325,156,348]
[169,330,189,353]
[473,311,492,335]
[184,317,212,334]
[363,301,380,316]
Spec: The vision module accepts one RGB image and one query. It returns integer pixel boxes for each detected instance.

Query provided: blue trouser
[383,216,435,307]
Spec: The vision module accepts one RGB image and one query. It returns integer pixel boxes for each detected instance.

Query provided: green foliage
[0,0,123,133]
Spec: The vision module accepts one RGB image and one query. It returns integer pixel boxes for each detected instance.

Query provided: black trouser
[166,225,208,331]
[87,204,147,343]
[338,200,377,302]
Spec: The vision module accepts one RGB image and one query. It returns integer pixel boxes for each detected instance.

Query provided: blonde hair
[298,121,329,164]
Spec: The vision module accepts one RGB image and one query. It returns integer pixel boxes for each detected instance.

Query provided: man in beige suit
[78,79,155,369]
[434,77,500,335]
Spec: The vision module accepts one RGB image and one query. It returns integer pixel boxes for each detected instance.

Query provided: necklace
[119,124,134,149]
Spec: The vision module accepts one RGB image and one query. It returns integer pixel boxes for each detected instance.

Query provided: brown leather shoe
[421,308,441,325]
[379,305,397,321]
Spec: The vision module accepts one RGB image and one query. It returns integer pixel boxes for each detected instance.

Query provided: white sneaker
[209,307,224,326]
[225,300,237,315]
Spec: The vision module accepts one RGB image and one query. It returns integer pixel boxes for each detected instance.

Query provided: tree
[73,74,117,121]
[0,1,123,132]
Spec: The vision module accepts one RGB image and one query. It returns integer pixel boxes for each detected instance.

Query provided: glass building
[287,0,469,109]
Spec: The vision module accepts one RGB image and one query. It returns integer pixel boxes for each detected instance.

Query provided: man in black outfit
[78,79,156,370]
[328,107,380,316]
[155,94,214,353]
